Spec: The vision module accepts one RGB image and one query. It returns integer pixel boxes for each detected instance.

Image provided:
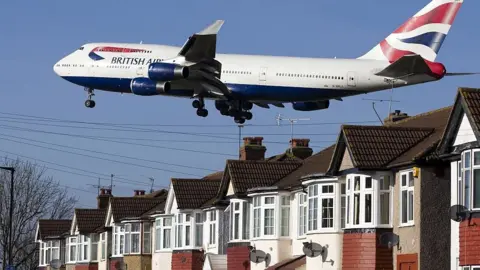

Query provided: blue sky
[0,0,479,208]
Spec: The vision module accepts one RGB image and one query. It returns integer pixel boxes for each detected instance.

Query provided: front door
[397,254,418,270]
[259,67,267,82]
[347,71,356,87]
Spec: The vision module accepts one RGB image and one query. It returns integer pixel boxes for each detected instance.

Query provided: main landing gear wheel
[192,98,208,118]
[84,88,96,108]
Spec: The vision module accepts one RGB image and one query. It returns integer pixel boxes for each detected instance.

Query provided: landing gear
[85,88,95,108]
[215,100,254,123]
[192,98,208,117]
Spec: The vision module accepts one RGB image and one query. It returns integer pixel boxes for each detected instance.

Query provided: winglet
[198,20,224,35]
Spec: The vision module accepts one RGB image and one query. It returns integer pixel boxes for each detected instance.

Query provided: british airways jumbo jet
[54,0,476,124]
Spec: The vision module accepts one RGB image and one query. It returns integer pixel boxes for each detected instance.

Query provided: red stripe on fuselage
[393,3,461,34]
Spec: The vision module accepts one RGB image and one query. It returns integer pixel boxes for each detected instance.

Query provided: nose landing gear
[84,88,96,108]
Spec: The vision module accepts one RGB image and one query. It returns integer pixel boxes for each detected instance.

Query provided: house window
[143,223,151,254]
[400,171,414,225]
[460,149,480,210]
[264,197,275,235]
[100,233,106,260]
[50,240,60,261]
[280,195,290,237]
[379,175,392,225]
[458,160,463,205]
[307,184,335,232]
[67,237,77,263]
[175,214,192,248]
[91,234,99,261]
[340,183,346,229]
[155,217,172,251]
[78,235,89,261]
[253,197,261,238]
[195,213,205,247]
[298,193,307,237]
[39,241,45,266]
[230,200,250,241]
[353,176,361,225]
[113,225,125,256]
[208,210,217,245]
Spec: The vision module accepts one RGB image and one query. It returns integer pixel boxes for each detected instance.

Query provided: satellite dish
[249,248,268,263]
[50,259,62,270]
[450,204,470,222]
[115,261,126,270]
[378,232,399,249]
[302,241,325,258]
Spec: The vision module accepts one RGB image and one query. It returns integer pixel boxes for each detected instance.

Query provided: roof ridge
[342,125,434,131]
[386,105,453,126]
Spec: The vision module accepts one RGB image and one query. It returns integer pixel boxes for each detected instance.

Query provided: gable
[227,181,235,196]
[453,113,476,146]
[70,214,77,235]
[339,147,354,171]
[105,203,114,227]
[165,182,175,214]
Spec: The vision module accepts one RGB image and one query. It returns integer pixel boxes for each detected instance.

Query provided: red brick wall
[75,263,98,270]
[459,217,480,266]
[342,229,393,270]
[171,249,204,270]
[109,258,124,270]
[227,243,251,270]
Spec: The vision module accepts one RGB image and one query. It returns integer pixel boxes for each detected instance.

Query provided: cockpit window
[78,46,84,50]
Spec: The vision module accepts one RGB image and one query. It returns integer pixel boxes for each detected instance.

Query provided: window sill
[251,236,283,241]
[398,223,415,228]
[154,249,172,253]
[306,229,339,235]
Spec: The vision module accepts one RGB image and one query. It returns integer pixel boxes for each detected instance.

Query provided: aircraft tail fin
[357,0,463,62]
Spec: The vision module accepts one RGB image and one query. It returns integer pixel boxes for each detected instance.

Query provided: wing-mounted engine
[130,77,171,96]
[292,100,330,111]
[147,62,190,82]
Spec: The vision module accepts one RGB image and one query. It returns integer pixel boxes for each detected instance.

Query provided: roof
[225,160,302,195]
[328,106,452,173]
[206,254,227,270]
[202,171,224,181]
[110,194,167,222]
[171,179,221,209]
[37,219,71,240]
[275,144,336,189]
[459,88,480,131]
[75,208,107,234]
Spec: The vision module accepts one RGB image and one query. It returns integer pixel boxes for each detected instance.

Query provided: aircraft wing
[178,20,224,63]
[374,54,431,79]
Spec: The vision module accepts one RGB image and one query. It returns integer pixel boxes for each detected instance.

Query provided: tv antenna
[362,98,400,125]
[87,177,102,195]
[276,113,310,150]
[149,177,155,193]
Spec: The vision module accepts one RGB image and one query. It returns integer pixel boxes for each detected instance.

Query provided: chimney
[97,188,112,209]
[240,137,266,161]
[134,190,146,196]
[384,110,409,125]
[289,138,313,160]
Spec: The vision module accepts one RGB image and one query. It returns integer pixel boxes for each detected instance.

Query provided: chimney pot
[97,188,112,209]
[134,190,145,196]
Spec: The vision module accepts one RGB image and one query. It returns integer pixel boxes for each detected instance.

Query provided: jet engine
[130,77,171,96]
[148,62,189,82]
[292,100,330,111]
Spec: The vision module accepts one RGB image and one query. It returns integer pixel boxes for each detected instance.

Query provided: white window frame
[307,184,336,233]
[175,213,193,249]
[77,235,89,262]
[100,233,106,261]
[208,210,217,247]
[112,224,125,257]
[66,237,77,263]
[143,222,151,254]
[400,170,415,226]
[297,193,307,238]
[194,212,205,248]
[50,240,60,262]
[280,195,290,237]
[38,241,46,266]
[340,182,346,229]
[124,223,141,254]
[230,200,250,241]
[155,216,172,252]
[250,196,276,239]
[378,175,392,226]
[90,234,99,262]
[461,149,480,211]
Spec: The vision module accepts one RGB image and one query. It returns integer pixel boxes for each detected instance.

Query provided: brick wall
[227,242,251,270]
[342,229,393,270]
[459,216,480,266]
[109,257,124,270]
[171,249,204,270]
[75,263,98,270]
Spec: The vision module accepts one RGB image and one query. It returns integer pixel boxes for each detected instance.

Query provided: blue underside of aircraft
[62,76,361,102]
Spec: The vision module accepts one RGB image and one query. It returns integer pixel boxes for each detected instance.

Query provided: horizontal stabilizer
[375,54,430,79]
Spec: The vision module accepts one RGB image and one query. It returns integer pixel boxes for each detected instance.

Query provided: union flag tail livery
[53,0,478,124]
[359,0,464,62]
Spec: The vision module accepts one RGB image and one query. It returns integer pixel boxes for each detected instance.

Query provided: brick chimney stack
[240,137,266,161]
[384,110,409,125]
[289,138,313,160]
[134,190,146,196]
[97,188,112,209]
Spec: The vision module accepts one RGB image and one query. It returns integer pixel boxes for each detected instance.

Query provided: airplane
[53,0,477,124]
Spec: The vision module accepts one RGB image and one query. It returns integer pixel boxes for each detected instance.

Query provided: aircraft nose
[53,61,60,76]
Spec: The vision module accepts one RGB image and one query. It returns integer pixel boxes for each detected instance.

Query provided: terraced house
[38,89,478,269]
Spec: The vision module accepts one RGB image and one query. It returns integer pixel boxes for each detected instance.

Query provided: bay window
[112,225,125,256]
[195,213,205,247]
[67,237,77,263]
[251,196,276,239]
[100,233,106,260]
[230,200,250,241]
[280,196,290,237]
[400,171,414,226]
[155,217,172,251]
[345,174,393,228]
[50,240,60,261]
[460,149,480,210]
[208,210,217,245]
[175,213,193,248]
[143,223,151,254]
[264,197,275,236]
[298,193,307,237]
[90,234,99,261]
[39,242,45,266]
[307,184,335,232]
[77,235,89,261]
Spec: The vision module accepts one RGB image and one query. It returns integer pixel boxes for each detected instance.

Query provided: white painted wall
[152,252,172,270]
[306,234,342,270]
[453,114,476,146]
[250,239,292,270]
[450,161,460,270]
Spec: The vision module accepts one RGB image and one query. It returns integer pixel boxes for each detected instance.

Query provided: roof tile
[38,219,71,240]
[111,193,167,222]
[172,179,221,209]
[75,208,106,234]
